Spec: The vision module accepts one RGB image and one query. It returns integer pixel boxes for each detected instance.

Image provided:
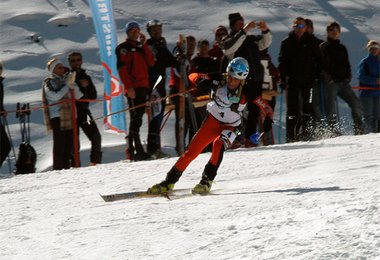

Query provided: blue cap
[125,21,140,33]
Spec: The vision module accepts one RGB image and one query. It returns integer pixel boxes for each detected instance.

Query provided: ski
[100,188,192,202]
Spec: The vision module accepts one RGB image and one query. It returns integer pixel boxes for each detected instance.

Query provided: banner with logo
[89,0,127,134]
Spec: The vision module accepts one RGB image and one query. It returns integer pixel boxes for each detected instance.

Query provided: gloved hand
[279,82,287,91]
[230,103,239,112]
[66,71,76,89]
[263,116,273,132]
[196,78,212,92]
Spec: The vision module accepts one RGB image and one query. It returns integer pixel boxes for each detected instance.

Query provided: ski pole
[278,88,284,144]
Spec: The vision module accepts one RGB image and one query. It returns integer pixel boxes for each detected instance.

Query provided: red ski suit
[174,73,246,172]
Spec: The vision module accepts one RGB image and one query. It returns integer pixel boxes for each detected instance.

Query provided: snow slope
[1,134,380,259]
[0,0,380,258]
[1,0,379,172]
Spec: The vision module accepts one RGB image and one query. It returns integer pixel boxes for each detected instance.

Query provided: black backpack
[14,103,37,174]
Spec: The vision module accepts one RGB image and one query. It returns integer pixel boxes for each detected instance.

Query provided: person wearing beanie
[221,13,273,147]
[0,62,11,168]
[116,21,155,161]
[358,40,380,133]
[145,19,178,159]
[320,21,363,136]
[209,25,228,63]
[42,58,83,170]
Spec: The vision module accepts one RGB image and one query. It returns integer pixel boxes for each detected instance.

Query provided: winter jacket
[189,73,246,127]
[358,53,380,97]
[147,37,178,85]
[208,43,224,65]
[115,39,154,93]
[278,31,322,85]
[221,29,272,82]
[43,73,83,120]
[0,77,4,112]
[73,68,97,121]
[320,38,352,83]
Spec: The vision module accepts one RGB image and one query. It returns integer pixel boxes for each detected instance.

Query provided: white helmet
[226,57,249,80]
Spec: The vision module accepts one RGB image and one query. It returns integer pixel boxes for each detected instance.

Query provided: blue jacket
[358,54,380,97]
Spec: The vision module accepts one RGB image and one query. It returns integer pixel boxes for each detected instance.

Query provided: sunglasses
[69,58,82,63]
[293,24,305,29]
[328,28,339,32]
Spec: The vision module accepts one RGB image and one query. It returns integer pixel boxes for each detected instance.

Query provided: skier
[148,57,249,195]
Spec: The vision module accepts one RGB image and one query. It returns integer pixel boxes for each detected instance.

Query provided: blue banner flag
[89,0,127,134]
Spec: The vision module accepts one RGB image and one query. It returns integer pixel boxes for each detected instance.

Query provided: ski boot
[147,166,182,195]
[147,180,174,194]
[192,179,213,195]
[192,162,218,195]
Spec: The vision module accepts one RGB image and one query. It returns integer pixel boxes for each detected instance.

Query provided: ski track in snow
[1,135,380,259]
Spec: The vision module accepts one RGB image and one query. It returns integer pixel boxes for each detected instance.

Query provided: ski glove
[263,116,273,132]
[66,71,77,90]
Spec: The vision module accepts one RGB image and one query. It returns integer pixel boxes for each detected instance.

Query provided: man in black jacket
[221,12,272,147]
[145,19,178,158]
[320,22,363,135]
[278,17,323,142]
[0,63,11,167]
[68,52,102,166]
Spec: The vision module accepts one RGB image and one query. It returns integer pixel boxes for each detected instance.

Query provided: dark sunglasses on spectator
[293,24,305,29]
[69,58,82,63]
[216,33,226,37]
[328,28,339,32]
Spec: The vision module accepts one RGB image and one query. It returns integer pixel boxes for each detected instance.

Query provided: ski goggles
[293,24,305,29]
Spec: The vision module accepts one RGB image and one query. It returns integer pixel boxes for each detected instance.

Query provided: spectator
[221,12,272,148]
[116,21,155,161]
[42,58,83,170]
[278,17,323,142]
[259,48,280,145]
[145,19,178,159]
[209,25,228,65]
[305,18,326,127]
[68,52,102,166]
[320,21,364,135]
[0,62,11,167]
[190,39,220,152]
[169,35,197,154]
[358,40,380,133]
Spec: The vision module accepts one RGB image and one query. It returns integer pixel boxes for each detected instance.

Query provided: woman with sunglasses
[148,57,249,195]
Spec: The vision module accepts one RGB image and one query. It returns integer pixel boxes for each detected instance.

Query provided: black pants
[51,117,73,170]
[286,83,314,142]
[76,111,102,164]
[127,88,148,156]
[170,87,196,154]
[0,122,11,167]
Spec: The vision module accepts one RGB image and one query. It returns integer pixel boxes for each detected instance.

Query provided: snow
[0,0,380,259]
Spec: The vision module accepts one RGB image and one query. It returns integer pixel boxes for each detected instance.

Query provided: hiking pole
[2,116,16,174]
[277,88,284,144]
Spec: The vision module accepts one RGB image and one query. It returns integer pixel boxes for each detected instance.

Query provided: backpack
[14,142,36,174]
[14,103,37,175]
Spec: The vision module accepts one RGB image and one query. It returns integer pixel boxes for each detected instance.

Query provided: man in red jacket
[116,21,155,161]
